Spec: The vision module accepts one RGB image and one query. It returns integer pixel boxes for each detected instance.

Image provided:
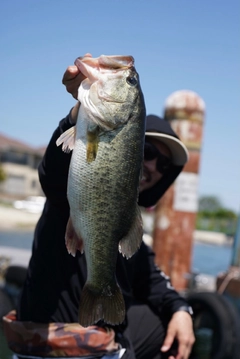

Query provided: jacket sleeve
[131,242,190,317]
[38,111,73,208]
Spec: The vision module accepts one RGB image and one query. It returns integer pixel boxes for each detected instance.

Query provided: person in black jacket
[15,61,195,359]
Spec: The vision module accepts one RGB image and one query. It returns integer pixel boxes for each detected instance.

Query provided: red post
[152,90,205,291]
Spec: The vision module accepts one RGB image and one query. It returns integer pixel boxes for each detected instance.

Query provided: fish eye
[126,76,138,86]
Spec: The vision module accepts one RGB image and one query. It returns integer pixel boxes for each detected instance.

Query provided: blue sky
[0,0,239,212]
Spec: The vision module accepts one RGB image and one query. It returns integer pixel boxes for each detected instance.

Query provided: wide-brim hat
[145,115,189,166]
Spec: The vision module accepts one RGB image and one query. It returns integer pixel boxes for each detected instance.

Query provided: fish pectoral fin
[56,126,76,153]
[79,283,125,327]
[86,125,99,162]
[118,206,143,259]
[65,217,84,257]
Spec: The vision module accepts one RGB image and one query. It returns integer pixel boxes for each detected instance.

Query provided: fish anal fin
[119,206,143,259]
[65,217,84,257]
[56,126,76,153]
[79,283,125,327]
[86,126,99,162]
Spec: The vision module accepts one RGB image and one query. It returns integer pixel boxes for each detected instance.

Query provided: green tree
[197,196,237,235]
[199,196,222,212]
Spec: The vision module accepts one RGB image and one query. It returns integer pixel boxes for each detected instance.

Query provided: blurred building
[0,133,45,199]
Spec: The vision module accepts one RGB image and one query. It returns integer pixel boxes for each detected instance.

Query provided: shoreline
[0,205,234,247]
[0,205,40,231]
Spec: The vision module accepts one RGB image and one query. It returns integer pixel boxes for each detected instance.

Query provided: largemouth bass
[57,54,146,327]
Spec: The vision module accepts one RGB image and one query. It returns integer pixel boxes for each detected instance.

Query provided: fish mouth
[98,55,134,70]
[74,55,134,81]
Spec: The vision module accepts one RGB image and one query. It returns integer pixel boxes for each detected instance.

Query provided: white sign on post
[173,172,199,213]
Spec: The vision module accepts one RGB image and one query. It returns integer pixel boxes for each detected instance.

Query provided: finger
[62,65,80,84]
[62,53,92,84]
[63,71,86,99]
[161,333,174,352]
[174,342,191,359]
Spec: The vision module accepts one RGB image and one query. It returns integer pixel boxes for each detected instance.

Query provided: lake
[0,229,233,276]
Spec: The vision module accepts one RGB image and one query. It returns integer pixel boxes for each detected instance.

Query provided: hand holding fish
[62,53,92,99]
[62,53,92,123]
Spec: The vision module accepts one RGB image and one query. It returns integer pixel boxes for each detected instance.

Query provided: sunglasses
[144,141,172,174]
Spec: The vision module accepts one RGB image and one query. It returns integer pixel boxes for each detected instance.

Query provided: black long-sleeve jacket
[17,113,190,325]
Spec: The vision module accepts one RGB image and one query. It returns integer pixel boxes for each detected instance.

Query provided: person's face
[139,137,172,193]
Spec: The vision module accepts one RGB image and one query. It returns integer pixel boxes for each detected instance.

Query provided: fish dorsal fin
[118,205,143,259]
[56,126,76,153]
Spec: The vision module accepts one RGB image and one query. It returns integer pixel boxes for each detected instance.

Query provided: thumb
[161,331,174,352]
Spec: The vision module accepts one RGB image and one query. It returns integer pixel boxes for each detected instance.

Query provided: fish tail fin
[65,217,84,256]
[78,284,125,327]
[119,205,143,259]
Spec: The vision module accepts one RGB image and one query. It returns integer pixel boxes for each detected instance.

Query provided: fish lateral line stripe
[86,128,99,162]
